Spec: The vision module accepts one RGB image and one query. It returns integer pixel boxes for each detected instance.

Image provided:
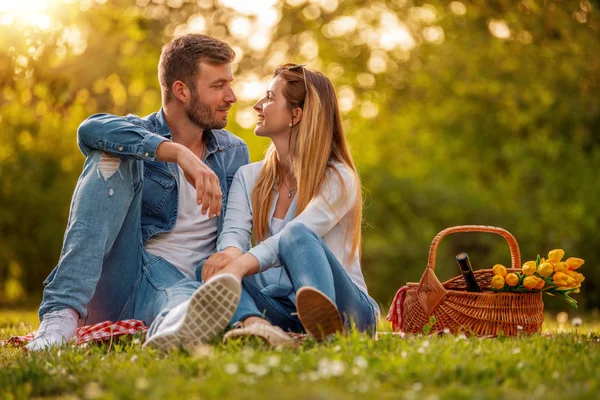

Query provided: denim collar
[157,108,219,156]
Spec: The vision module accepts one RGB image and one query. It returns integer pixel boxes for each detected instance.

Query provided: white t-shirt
[144,167,218,278]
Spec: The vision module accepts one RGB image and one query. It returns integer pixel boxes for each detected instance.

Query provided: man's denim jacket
[77,109,249,243]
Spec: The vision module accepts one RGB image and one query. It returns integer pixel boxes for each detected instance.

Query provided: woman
[145,64,378,350]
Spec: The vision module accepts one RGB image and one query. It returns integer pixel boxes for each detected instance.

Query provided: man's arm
[77,113,167,161]
[78,113,222,217]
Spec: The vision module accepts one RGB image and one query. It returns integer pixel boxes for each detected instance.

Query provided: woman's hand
[207,253,260,281]
[201,247,243,281]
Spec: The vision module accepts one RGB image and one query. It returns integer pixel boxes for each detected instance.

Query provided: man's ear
[172,80,190,103]
[292,107,303,125]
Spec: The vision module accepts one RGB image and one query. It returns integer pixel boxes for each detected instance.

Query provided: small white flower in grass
[443,328,450,334]
[572,317,583,327]
[401,350,407,358]
[516,361,524,369]
[512,347,521,355]
[318,359,346,378]
[135,377,149,390]
[456,333,467,341]
[333,345,342,352]
[192,344,213,359]
[412,382,423,391]
[422,340,430,348]
[354,356,368,369]
[266,355,280,367]
[246,363,269,377]
[224,363,239,375]
[130,355,138,362]
[133,338,141,345]
[241,348,255,360]
[517,325,523,332]
[282,365,292,373]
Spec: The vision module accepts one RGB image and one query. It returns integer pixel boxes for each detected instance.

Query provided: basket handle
[416,225,521,316]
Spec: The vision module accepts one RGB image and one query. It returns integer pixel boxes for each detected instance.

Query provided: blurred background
[0,0,599,314]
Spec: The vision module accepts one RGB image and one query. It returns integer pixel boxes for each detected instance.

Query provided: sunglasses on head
[284,64,308,93]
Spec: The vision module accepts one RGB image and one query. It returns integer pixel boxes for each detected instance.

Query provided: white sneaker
[25,308,79,352]
[143,273,241,352]
[223,323,297,348]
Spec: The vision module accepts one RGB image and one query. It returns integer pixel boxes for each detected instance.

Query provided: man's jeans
[231,223,377,333]
[39,151,199,325]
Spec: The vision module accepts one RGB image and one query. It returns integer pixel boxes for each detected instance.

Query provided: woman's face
[253,76,293,138]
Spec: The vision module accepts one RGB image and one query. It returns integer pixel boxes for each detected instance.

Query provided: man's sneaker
[223,322,297,348]
[143,273,241,352]
[296,287,344,340]
[25,308,79,352]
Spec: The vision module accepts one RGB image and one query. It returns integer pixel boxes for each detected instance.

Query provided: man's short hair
[159,34,235,102]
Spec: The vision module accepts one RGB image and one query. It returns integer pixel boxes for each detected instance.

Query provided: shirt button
[118,146,123,151]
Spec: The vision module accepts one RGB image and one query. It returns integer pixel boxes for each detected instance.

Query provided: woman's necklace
[280,178,297,198]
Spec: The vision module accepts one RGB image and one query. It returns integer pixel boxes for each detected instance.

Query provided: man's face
[186,62,237,130]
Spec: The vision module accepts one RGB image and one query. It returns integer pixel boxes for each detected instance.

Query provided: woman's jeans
[232,223,377,333]
[39,151,200,325]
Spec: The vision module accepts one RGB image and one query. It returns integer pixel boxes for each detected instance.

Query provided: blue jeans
[232,223,377,333]
[39,151,198,325]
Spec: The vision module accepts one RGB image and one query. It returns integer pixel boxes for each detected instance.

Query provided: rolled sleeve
[76,113,170,160]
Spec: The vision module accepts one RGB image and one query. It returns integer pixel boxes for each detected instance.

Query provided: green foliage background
[1,0,599,311]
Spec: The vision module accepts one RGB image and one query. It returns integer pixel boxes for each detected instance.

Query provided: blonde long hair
[251,64,363,257]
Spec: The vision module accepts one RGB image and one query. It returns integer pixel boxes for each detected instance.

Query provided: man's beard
[186,90,228,130]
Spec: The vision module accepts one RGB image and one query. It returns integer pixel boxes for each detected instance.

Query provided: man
[26,34,248,351]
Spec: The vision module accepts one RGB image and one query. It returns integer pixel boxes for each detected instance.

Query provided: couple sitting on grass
[26,33,379,352]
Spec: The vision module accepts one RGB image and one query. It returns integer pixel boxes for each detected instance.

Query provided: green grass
[1,310,599,400]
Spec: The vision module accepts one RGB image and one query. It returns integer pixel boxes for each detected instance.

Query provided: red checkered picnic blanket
[1,319,148,349]
[386,285,409,332]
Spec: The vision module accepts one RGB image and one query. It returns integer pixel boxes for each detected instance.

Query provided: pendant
[288,191,292,198]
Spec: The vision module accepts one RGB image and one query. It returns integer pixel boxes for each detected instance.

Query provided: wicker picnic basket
[392,225,544,337]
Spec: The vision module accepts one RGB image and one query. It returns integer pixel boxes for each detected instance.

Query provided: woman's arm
[216,168,253,254]
[247,164,357,273]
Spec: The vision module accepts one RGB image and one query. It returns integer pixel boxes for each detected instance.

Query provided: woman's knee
[279,223,317,256]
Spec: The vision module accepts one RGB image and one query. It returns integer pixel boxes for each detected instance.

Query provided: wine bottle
[456,252,483,292]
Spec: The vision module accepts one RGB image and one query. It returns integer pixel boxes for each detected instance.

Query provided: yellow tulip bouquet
[489,249,585,308]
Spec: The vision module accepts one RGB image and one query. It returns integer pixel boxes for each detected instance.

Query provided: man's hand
[157,141,222,218]
[201,248,242,281]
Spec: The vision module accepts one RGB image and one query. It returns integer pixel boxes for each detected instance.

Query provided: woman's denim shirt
[76,109,249,242]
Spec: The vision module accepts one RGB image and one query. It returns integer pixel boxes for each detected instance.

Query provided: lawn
[1,310,599,400]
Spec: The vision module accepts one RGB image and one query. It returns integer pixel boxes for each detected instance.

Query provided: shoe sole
[296,287,344,340]
[144,273,241,352]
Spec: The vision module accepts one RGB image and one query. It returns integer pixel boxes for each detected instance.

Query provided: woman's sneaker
[223,322,297,348]
[143,273,241,352]
[25,308,79,352]
[296,287,344,340]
